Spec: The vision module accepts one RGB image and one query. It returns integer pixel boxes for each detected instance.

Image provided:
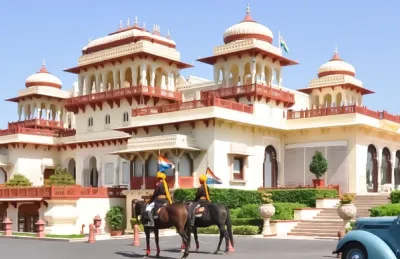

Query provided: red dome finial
[244,3,254,22]
[330,45,342,61]
[39,58,48,73]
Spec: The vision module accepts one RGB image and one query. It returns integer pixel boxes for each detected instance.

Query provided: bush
[130,218,144,231]
[370,204,400,217]
[48,167,75,186]
[197,225,259,235]
[173,188,337,208]
[106,206,124,231]
[390,191,400,203]
[5,174,32,187]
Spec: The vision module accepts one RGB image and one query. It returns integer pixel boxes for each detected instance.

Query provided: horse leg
[177,227,190,259]
[154,228,161,257]
[213,231,224,254]
[144,227,151,258]
[193,226,200,251]
[217,224,230,254]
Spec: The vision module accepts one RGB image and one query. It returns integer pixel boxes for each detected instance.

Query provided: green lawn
[0,232,85,239]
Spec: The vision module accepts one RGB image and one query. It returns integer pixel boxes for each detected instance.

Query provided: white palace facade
[0,6,399,234]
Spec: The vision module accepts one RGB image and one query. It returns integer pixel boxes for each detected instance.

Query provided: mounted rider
[145,171,172,227]
[189,174,211,226]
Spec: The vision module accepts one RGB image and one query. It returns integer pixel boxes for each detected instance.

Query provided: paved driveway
[0,235,338,259]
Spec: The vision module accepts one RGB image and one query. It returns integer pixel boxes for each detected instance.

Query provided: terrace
[0,185,126,200]
[0,125,75,138]
[65,85,182,114]
[287,105,400,124]
[131,97,253,117]
[200,84,295,107]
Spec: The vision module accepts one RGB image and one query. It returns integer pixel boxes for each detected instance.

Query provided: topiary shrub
[390,191,400,203]
[197,225,259,235]
[5,174,32,187]
[309,150,328,180]
[232,202,306,220]
[173,188,337,208]
[370,203,400,217]
[48,167,75,186]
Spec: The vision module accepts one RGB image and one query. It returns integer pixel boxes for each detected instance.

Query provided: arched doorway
[89,157,98,187]
[395,151,400,187]
[68,158,76,181]
[263,145,278,187]
[0,168,6,184]
[366,145,378,192]
[381,147,392,185]
[18,203,39,232]
[0,203,7,230]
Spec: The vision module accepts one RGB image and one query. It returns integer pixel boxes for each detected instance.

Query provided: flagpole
[278,30,281,50]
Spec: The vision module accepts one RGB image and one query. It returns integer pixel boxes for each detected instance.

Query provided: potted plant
[106,206,125,236]
[258,192,275,236]
[309,150,328,187]
[337,193,357,229]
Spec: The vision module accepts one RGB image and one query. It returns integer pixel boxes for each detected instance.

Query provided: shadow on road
[116,251,176,259]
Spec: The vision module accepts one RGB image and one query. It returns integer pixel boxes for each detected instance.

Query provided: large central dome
[223,4,273,44]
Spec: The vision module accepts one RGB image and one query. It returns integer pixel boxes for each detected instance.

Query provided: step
[314,216,341,220]
[299,221,344,226]
[290,228,341,234]
[293,225,342,231]
[288,231,337,237]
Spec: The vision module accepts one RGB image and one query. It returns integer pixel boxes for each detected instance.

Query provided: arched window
[105,114,111,125]
[88,117,94,127]
[123,112,129,122]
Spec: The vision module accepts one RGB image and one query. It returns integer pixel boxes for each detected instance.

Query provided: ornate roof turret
[317,46,356,78]
[25,59,62,89]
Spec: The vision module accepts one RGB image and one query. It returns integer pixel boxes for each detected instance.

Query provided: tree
[5,174,32,187]
[48,167,75,186]
[309,150,328,179]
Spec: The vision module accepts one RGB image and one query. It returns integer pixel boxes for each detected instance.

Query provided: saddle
[154,203,168,219]
[194,205,208,218]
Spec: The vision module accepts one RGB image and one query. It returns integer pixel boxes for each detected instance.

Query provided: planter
[259,204,276,236]
[110,230,123,236]
[337,204,357,228]
[312,179,325,187]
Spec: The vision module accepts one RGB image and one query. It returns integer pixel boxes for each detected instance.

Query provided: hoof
[213,250,219,255]
[181,249,185,253]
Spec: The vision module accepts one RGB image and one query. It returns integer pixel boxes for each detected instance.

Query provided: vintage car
[333,216,400,259]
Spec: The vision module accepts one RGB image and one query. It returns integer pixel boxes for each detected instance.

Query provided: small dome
[25,59,62,89]
[318,48,356,78]
[223,4,273,44]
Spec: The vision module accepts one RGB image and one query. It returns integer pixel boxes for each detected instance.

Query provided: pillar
[140,64,147,85]
[150,67,155,87]
[213,67,220,85]
[250,60,256,84]
[95,73,101,93]
[113,70,118,90]
[120,68,125,89]
[18,103,23,121]
[78,74,83,95]
[102,72,108,91]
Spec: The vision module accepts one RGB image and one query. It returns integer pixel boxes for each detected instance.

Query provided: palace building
[0,5,398,234]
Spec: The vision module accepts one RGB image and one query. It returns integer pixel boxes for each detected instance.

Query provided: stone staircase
[288,194,390,237]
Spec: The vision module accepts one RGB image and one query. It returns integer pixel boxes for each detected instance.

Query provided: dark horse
[133,200,191,259]
[185,202,234,254]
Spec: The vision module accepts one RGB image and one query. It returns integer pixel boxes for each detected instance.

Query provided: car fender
[333,230,397,259]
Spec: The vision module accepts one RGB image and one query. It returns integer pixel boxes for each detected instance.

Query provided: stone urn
[259,204,276,236]
[337,204,357,228]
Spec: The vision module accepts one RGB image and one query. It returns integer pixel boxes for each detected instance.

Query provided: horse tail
[225,205,234,247]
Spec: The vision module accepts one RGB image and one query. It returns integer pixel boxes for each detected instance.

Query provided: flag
[158,156,175,172]
[280,36,289,53]
[205,167,222,184]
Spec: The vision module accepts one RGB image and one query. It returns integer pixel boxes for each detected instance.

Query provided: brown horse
[134,200,191,259]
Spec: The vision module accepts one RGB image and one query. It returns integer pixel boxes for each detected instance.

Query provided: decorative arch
[67,158,76,181]
[18,203,39,232]
[395,151,400,187]
[366,144,378,192]
[381,147,392,185]
[323,94,332,107]
[335,92,343,107]
[0,168,6,184]
[89,157,98,187]
[263,145,278,187]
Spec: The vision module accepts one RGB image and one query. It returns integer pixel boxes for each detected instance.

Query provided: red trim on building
[25,81,61,89]
[64,51,192,74]
[197,47,298,66]
[5,94,65,103]
[317,70,355,78]
[297,83,374,95]
[224,33,272,44]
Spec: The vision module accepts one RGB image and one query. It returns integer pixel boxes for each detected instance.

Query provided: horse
[184,202,234,254]
[133,200,191,259]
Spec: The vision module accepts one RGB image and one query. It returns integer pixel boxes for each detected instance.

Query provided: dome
[25,60,62,89]
[318,48,356,78]
[223,4,273,44]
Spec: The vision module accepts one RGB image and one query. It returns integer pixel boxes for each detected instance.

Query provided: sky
[0,0,400,128]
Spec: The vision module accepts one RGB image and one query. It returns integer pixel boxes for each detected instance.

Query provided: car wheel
[341,242,368,259]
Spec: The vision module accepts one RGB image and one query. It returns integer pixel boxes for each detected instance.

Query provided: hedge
[390,191,400,203]
[370,203,400,217]
[173,188,334,208]
[231,202,306,220]
[197,225,259,235]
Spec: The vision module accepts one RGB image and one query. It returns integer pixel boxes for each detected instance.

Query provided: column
[45,104,51,120]
[239,65,245,85]
[377,149,382,192]
[173,157,180,189]
[140,64,147,85]
[261,65,266,85]
[213,66,220,85]
[102,72,108,92]
[78,74,83,95]
[120,68,125,89]
[392,151,396,187]
[223,68,230,87]
[30,103,36,119]
[131,65,137,86]
[113,70,118,90]
[18,103,23,121]
[150,67,155,87]
[95,73,101,93]
[250,60,256,84]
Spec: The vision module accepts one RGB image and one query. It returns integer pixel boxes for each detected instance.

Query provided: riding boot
[147,210,154,227]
